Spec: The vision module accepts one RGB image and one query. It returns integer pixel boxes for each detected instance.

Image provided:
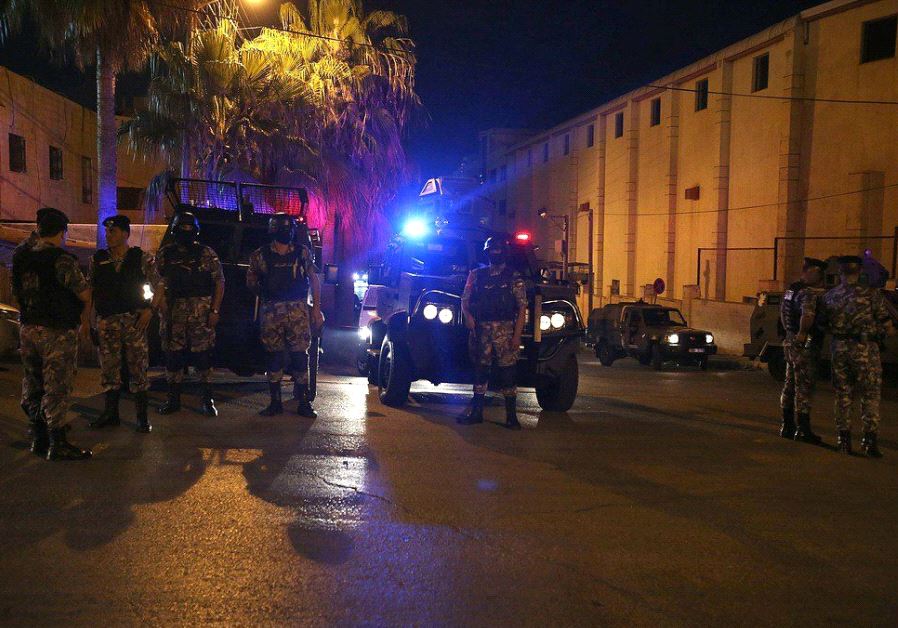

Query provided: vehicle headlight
[705,334,714,345]
[667,333,680,344]
[550,312,565,329]
[438,308,454,324]
[358,326,372,341]
[143,283,154,301]
[423,304,438,320]
[540,315,551,331]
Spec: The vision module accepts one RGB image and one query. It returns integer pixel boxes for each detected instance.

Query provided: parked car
[587,301,717,370]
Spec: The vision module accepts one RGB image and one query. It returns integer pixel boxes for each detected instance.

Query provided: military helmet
[268,212,297,243]
[171,212,200,239]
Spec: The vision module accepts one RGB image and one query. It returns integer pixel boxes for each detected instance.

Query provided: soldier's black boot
[28,415,49,457]
[46,427,91,461]
[837,430,852,455]
[794,413,822,445]
[135,392,151,433]
[90,390,121,429]
[295,385,317,418]
[779,406,796,439]
[861,431,883,458]
[260,383,283,416]
[200,385,218,417]
[504,396,521,430]
[457,394,485,425]
[157,383,182,415]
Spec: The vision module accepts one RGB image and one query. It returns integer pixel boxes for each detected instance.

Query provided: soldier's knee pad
[266,351,285,374]
[193,350,212,372]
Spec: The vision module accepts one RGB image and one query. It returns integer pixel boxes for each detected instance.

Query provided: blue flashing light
[402,218,430,239]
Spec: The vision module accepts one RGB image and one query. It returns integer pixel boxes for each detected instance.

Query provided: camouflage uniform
[90,249,159,393]
[246,243,316,385]
[824,283,890,433]
[18,243,88,430]
[780,286,823,415]
[157,244,224,384]
[463,265,527,396]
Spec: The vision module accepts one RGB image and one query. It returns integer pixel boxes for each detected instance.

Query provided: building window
[543,142,548,163]
[498,199,507,216]
[587,124,595,147]
[650,98,661,126]
[695,79,709,111]
[9,133,26,173]
[117,186,143,211]
[489,169,497,183]
[49,146,63,180]
[527,148,532,167]
[81,156,93,204]
[861,15,897,63]
[499,165,507,182]
[752,53,769,92]
[563,134,570,156]
[614,112,624,138]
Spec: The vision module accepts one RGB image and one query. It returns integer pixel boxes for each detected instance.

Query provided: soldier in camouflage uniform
[824,255,894,457]
[246,213,323,418]
[778,257,827,443]
[156,212,225,417]
[88,215,161,433]
[12,208,92,460]
[459,237,528,429]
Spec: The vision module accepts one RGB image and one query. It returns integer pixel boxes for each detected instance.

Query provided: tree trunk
[96,48,117,248]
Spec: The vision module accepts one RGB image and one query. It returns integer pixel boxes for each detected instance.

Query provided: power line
[646,83,898,106]
[597,181,898,217]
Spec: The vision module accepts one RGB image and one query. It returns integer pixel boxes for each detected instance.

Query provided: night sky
[0,0,822,185]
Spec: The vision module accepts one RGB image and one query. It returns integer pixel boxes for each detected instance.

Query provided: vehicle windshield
[402,239,469,275]
[643,308,687,326]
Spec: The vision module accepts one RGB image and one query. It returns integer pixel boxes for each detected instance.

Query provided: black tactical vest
[161,243,214,299]
[471,266,519,322]
[92,247,147,318]
[781,281,805,335]
[12,246,84,329]
[261,245,309,302]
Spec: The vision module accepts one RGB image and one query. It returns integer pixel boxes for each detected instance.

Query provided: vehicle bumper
[660,344,717,359]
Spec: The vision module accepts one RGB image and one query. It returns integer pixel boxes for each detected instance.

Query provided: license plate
[689,348,705,353]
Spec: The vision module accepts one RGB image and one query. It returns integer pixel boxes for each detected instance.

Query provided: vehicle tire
[699,356,709,371]
[767,349,786,382]
[378,337,412,407]
[637,353,651,366]
[535,355,579,412]
[356,347,370,376]
[651,344,664,370]
[596,342,616,367]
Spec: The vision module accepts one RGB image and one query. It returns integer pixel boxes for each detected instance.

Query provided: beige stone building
[0,66,161,225]
[483,0,898,313]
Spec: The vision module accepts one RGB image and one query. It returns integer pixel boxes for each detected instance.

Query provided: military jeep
[587,301,717,370]
[149,178,323,390]
[360,226,584,411]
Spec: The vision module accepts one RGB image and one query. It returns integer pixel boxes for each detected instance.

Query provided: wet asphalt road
[0,352,896,626]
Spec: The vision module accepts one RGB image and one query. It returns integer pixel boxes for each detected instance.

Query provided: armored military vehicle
[149,178,324,394]
[359,221,584,411]
[587,301,717,370]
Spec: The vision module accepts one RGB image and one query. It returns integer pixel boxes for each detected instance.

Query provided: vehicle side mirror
[324,264,340,284]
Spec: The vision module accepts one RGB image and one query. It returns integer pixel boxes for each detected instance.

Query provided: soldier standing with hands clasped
[12,208,92,460]
[246,213,323,418]
[156,212,225,417]
[824,255,895,456]
[88,215,162,433]
[459,237,527,430]
[778,257,827,443]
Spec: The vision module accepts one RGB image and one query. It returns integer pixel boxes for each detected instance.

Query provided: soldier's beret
[36,207,69,234]
[102,214,131,233]
[837,255,863,267]
[803,257,827,271]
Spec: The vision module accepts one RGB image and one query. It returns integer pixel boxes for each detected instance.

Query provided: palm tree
[0,0,198,245]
